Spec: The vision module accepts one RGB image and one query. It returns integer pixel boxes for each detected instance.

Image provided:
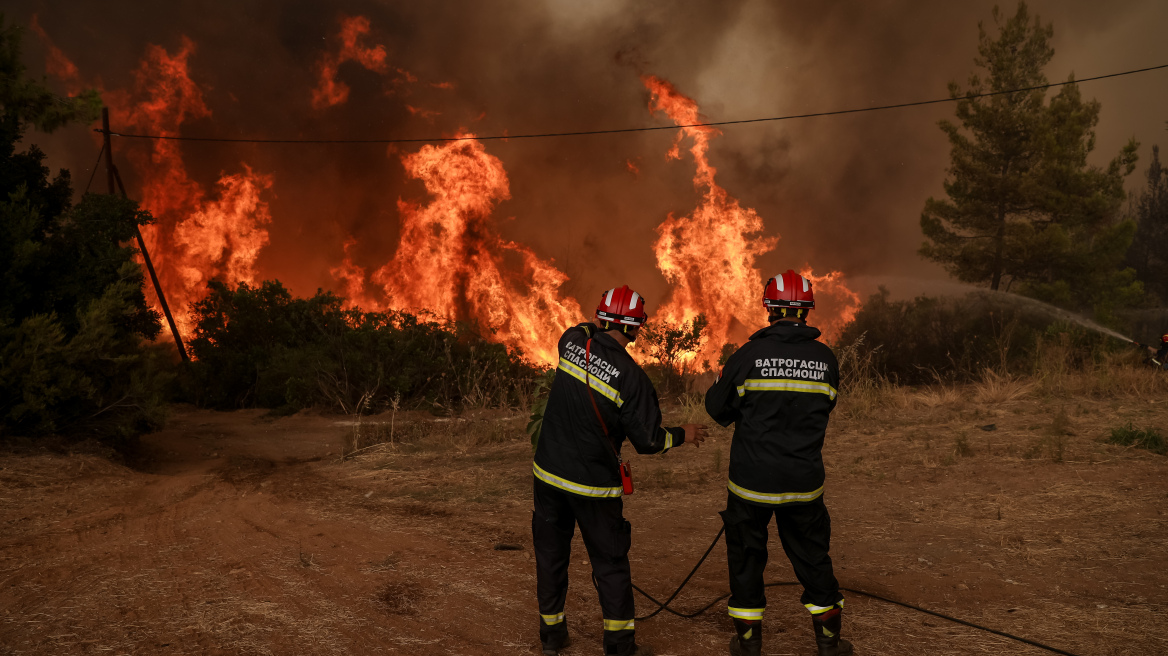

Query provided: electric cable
[91,63,1168,145]
[623,527,1086,656]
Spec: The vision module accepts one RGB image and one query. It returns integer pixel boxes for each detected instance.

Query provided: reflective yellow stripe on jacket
[658,429,674,454]
[736,378,837,400]
[558,358,625,407]
[533,462,623,498]
[728,479,824,505]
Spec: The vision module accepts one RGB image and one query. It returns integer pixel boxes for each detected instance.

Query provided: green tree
[0,15,100,138]
[920,2,1139,315]
[0,14,166,444]
[637,314,708,395]
[1124,145,1168,304]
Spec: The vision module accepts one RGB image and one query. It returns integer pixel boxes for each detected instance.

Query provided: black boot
[729,619,761,656]
[540,624,569,655]
[812,609,853,656]
[608,642,652,656]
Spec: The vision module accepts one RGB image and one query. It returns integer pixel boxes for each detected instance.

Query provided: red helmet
[1162,333,1168,343]
[596,285,648,327]
[763,270,815,310]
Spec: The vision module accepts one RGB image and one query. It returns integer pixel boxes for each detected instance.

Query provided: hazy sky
[11,0,1168,305]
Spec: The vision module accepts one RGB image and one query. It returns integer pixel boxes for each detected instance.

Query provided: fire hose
[1130,341,1165,369]
[594,525,1086,656]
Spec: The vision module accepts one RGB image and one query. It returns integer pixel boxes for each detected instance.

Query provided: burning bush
[183,280,542,414]
[636,314,709,398]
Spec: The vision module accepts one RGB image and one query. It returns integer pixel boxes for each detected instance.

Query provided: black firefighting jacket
[705,321,839,507]
[533,322,685,498]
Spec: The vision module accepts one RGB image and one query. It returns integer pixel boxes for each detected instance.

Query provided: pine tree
[920,2,1139,314]
[1125,145,1168,304]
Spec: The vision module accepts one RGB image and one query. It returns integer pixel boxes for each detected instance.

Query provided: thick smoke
[14,0,1168,333]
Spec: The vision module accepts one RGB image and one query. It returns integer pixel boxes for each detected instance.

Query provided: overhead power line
[93,63,1168,145]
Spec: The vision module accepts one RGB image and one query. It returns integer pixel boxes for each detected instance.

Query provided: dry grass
[835,334,895,421]
[3,362,1168,656]
[972,368,1035,404]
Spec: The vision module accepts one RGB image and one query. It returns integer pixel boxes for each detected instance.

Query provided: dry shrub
[953,432,974,458]
[376,581,421,615]
[424,417,520,453]
[675,392,709,426]
[1035,340,1168,399]
[1078,353,1168,399]
[834,334,894,421]
[972,368,1034,404]
[341,413,523,464]
[1033,333,1074,394]
[898,385,965,410]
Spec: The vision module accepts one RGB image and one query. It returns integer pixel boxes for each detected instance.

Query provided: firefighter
[532,285,707,656]
[705,270,852,656]
[1149,334,1168,369]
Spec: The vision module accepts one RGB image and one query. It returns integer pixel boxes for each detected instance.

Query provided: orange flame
[799,268,861,340]
[330,238,374,308]
[405,105,441,120]
[29,16,80,89]
[336,136,582,363]
[643,75,858,356]
[103,39,274,335]
[311,16,390,109]
[643,75,776,362]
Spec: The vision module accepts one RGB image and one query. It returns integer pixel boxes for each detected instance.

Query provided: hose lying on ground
[603,525,1085,656]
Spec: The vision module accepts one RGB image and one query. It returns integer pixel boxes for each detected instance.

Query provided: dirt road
[2,391,1166,655]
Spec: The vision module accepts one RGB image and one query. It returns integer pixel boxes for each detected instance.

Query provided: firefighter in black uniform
[1147,333,1168,369]
[705,270,853,656]
[532,285,707,656]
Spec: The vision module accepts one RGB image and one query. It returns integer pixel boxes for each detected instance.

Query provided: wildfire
[311,16,390,109]
[34,22,275,337]
[799,268,861,341]
[29,16,80,87]
[335,136,582,363]
[33,11,855,365]
[105,39,274,335]
[642,75,858,359]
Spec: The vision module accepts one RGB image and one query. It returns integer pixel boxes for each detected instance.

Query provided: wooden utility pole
[102,107,190,362]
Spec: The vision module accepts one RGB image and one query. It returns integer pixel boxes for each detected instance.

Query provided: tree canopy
[1125,145,1168,304]
[920,2,1140,318]
[0,13,167,444]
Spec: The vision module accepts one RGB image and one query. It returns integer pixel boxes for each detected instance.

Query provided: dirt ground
[2,381,1167,656]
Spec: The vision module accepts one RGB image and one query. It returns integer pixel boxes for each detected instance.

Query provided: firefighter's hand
[681,424,707,447]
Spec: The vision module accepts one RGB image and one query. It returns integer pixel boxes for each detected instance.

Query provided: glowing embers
[642,75,858,358]
[335,137,581,364]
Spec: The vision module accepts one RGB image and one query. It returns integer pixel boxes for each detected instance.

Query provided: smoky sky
[12,0,1168,308]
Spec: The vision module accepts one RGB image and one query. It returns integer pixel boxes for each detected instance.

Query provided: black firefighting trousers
[722,492,844,622]
[532,479,635,655]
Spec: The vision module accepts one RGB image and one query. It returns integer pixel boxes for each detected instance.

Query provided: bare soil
[2,386,1166,656]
